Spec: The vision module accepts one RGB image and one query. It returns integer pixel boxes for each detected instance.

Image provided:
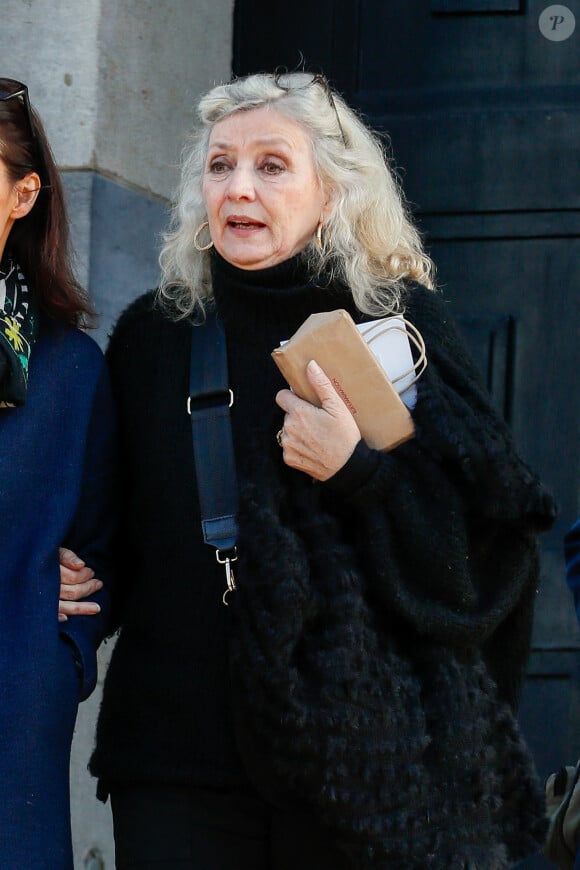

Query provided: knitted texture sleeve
[234,281,556,711]
[322,283,557,704]
[226,284,556,867]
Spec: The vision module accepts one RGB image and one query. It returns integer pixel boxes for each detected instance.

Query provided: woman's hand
[275,359,361,481]
[58,547,102,622]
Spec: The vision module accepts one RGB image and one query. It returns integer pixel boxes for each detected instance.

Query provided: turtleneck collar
[210,249,353,342]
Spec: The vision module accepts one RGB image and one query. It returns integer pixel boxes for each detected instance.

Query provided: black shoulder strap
[188,308,238,604]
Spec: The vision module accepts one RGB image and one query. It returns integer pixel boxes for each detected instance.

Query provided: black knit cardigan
[92,252,556,868]
[216,262,557,868]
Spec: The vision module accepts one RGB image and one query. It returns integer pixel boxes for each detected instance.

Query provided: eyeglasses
[273,72,347,148]
[0,78,38,146]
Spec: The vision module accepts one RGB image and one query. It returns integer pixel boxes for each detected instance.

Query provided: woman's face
[202,107,330,270]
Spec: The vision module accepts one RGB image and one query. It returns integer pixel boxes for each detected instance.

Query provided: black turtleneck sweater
[90,251,374,793]
[90,247,556,863]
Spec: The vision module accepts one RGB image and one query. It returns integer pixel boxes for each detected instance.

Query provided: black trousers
[111,784,354,870]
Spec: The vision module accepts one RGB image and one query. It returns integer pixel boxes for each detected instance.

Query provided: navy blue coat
[0,317,116,869]
[566,519,580,625]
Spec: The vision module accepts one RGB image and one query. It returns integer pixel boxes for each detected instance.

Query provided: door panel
[423,228,579,540]
[454,313,515,422]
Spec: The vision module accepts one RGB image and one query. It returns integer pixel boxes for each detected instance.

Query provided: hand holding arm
[275,359,361,481]
[58,546,102,622]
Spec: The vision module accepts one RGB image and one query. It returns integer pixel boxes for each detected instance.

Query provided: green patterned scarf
[0,256,38,407]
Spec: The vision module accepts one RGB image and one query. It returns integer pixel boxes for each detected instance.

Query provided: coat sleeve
[59,359,117,700]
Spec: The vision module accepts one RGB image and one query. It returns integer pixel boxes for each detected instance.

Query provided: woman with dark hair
[0,78,116,868]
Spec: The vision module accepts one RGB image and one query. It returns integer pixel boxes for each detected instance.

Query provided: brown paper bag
[272,309,415,451]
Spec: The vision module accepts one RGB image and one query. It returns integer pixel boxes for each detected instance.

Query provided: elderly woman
[82,73,555,868]
[0,79,115,868]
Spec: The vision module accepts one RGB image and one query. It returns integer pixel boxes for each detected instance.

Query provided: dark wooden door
[234,3,580,865]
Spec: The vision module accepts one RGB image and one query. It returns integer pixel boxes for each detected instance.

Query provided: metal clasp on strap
[216,547,237,605]
[187,389,234,415]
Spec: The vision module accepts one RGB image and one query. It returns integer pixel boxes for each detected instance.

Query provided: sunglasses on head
[273,71,347,148]
[0,78,38,145]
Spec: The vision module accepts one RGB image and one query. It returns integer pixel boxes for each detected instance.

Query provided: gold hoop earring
[315,221,324,250]
[194,221,213,252]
